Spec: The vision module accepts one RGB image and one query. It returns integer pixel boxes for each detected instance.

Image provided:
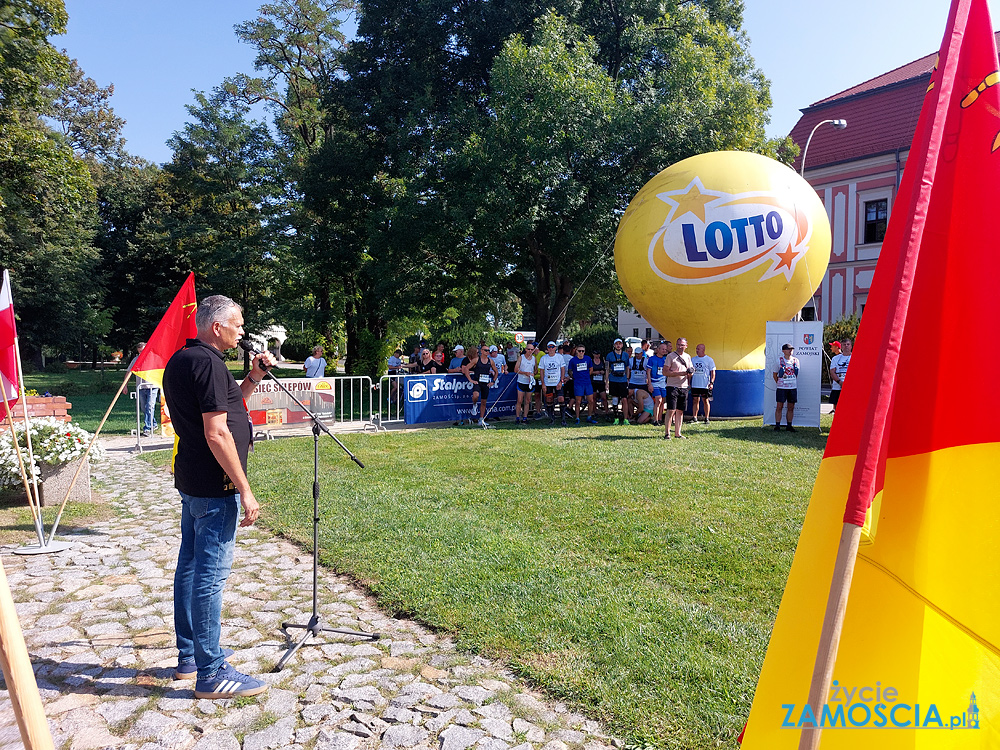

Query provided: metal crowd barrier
[375,374,407,429]
[329,375,377,431]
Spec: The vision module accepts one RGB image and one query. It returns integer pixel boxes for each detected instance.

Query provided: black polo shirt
[163,338,252,497]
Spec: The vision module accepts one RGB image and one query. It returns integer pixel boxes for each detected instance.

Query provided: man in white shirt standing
[828,338,852,413]
[303,346,327,378]
[539,342,567,425]
[773,343,800,432]
[690,344,716,425]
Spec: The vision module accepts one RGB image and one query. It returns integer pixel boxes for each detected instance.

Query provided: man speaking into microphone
[162,295,276,699]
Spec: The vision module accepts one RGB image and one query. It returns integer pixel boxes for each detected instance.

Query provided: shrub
[824,314,860,355]
[44,361,68,374]
[569,324,620,358]
[354,329,394,379]
[51,381,83,397]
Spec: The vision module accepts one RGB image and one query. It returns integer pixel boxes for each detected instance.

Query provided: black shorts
[776,388,797,404]
[542,383,561,400]
[609,381,628,399]
[517,381,534,393]
[592,379,606,393]
[691,387,711,398]
[664,386,688,411]
[473,382,490,399]
[830,389,841,406]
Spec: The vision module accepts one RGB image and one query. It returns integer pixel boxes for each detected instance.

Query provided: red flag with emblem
[741,0,1000,746]
[131,273,198,391]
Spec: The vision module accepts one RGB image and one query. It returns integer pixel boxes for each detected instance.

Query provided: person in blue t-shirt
[568,344,598,424]
[606,338,631,425]
[645,341,669,425]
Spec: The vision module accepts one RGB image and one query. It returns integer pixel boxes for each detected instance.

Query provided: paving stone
[477,740,511,750]
[453,685,491,706]
[263,687,299,716]
[191,731,241,750]
[243,716,296,750]
[427,693,464,710]
[476,702,512,720]
[126,711,181,739]
[512,719,545,743]
[480,718,513,741]
[96,697,148,724]
[551,729,587,744]
[315,727,362,750]
[439,725,486,750]
[381,723,429,747]
[382,704,419,724]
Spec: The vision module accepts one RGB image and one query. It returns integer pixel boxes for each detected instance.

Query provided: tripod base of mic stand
[274,615,380,672]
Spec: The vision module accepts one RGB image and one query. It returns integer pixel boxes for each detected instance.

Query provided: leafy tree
[162,89,283,365]
[0,0,111,363]
[47,57,127,162]
[224,0,354,344]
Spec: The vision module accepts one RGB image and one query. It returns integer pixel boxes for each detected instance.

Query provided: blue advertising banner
[403,373,518,424]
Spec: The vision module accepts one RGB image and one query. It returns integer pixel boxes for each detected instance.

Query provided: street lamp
[800,119,848,177]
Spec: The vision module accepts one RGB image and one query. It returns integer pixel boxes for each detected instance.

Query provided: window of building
[645,327,651,339]
[632,328,639,337]
[864,199,888,244]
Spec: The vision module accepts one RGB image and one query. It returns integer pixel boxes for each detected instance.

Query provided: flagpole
[797,522,862,750]
[45,367,132,545]
[1,393,44,547]
[12,338,42,516]
[0,556,55,750]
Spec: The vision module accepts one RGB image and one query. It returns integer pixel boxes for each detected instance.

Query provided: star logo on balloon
[658,179,725,224]
[647,178,812,284]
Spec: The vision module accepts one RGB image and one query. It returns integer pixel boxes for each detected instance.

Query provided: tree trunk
[530,235,574,342]
[343,276,360,375]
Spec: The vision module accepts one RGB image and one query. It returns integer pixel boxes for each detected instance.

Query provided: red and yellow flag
[742,0,1000,746]
[131,273,198,391]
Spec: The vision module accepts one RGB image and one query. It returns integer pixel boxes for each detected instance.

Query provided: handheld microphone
[238,339,272,370]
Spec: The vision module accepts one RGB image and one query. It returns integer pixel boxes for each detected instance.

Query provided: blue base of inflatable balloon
[706,369,763,417]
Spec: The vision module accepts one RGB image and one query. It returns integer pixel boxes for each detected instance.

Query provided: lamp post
[800,119,847,177]
[798,119,847,323]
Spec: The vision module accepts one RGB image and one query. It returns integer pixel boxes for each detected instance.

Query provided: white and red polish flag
[0,270,20,417]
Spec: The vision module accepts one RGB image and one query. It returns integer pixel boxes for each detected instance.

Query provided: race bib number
[576,363,587,371]
[612,363,625,373]
[478,374,490,383]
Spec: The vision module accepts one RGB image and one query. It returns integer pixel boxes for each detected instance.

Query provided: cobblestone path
[0,442,619,750]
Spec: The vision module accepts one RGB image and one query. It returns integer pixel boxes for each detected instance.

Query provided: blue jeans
[174,492,239,678]
[138,387,159,432]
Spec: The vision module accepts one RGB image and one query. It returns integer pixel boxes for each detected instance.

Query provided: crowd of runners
[389,337,717,440]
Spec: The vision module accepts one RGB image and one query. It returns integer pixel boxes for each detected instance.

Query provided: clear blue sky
[58,0,1000,165]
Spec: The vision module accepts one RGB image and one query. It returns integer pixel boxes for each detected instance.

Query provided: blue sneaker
[586,416,598,424]
[193,661,268,699]
[174,648,234,680]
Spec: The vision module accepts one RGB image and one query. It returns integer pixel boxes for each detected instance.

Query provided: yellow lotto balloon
[615,151,831,371]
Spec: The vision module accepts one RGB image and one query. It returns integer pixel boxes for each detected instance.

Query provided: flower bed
[0,418,103,494]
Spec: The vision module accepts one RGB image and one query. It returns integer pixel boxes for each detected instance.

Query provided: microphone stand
[243,349,379,671]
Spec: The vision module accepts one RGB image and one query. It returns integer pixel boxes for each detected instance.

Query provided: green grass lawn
[240,418,828,748]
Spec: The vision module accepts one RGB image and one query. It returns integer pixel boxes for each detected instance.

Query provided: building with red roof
[793,32,1000,322]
